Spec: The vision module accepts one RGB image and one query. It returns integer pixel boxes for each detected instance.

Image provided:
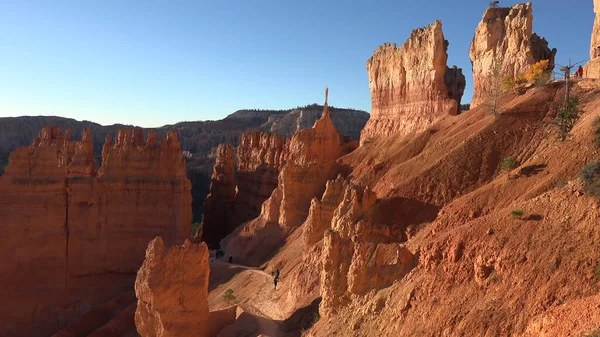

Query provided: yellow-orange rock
[0,126,191,337]
[231,132,285,231]
[320,183,417,316]
[469,3,556,108]
[585,0,600,78]
[223,88,355,265]
[135,237,210,337]
[302,174,347,246]
[360,21,462,143]
[201,144,236,247]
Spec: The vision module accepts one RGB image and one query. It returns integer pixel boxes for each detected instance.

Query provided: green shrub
[510,209,524,218]
[501,156,520,172]
[579,161,600,199]
[223,288,237,304]
[555,96,583,142]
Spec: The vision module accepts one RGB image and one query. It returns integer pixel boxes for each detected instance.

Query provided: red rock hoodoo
[201,143,237,246]
[360,20,464,143]
[0,126,191,337]
[469,2,556,108]
[135,237,235,337]
[202,132,285,247]
[222,88,357,265]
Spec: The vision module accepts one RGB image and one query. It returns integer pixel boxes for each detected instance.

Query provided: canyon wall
[585,0,600,78]
[0,126,191,337]
[201,132,285,247]
[223,88,357,265]
[201,144,237,246]
[469,2,556,108]
[360,20,463,142]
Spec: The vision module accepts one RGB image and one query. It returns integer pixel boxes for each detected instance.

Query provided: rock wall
[585,0,600,78]
[233,132,285,225]
[223,88,357,265]
[361,20,461,143]
[320,183,417,316]
[135,237,211,337]
[201,144,237,247]
[445,66,467,108]
[469,2,556,108]
[0,126,191,337]
[201,132,285,247]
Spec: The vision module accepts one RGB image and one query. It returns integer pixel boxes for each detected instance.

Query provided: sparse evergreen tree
[483,53,505,117]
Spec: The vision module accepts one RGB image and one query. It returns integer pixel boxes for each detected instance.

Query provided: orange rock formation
[469,2,556,108]
[0,126,191,337]
[135,237,211,337]
[201,143,236,246]
[202,132,285,247]
[360,21,464,143]
[223,88,356,265]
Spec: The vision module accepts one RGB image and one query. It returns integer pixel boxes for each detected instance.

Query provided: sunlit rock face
[469,2,556,108]
[361,20,461,143]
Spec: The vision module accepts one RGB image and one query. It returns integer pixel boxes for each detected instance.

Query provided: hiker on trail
[228,255,233,263]
[576,66,584,78]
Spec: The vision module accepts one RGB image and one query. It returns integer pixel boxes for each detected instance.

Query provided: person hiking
[577,66,584,78]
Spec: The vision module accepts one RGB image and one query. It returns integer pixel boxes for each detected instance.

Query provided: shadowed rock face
[445,66,467,109]
[0,126,191,337]
[201,144,237,247]
[361,20,461,143]
[201,132,286,248]
[469,2,556,108]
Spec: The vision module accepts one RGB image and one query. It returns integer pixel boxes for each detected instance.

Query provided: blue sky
[0,0,594,127]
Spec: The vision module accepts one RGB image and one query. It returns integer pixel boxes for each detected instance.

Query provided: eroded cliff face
[0,126,191,337]
[201,144,237,247]
[319,183,417,316]
[223,88,357,265]
[469,2,556,108]
[135,237,211,337]
[201,132,285,247]
[360,20,461,143]
[585,0,600,78]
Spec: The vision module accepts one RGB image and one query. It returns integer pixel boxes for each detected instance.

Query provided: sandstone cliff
[201,144,237,246]
[135,237,211,337]
[469,2,556,108]
[0,126,191,337]
[222,88,357,265]
[585,0,600,78]
[319,182,417,316]
[201,132,286,247]
[360,20,463,142]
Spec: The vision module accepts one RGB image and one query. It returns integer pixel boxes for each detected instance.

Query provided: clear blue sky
[0,0,594,127]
